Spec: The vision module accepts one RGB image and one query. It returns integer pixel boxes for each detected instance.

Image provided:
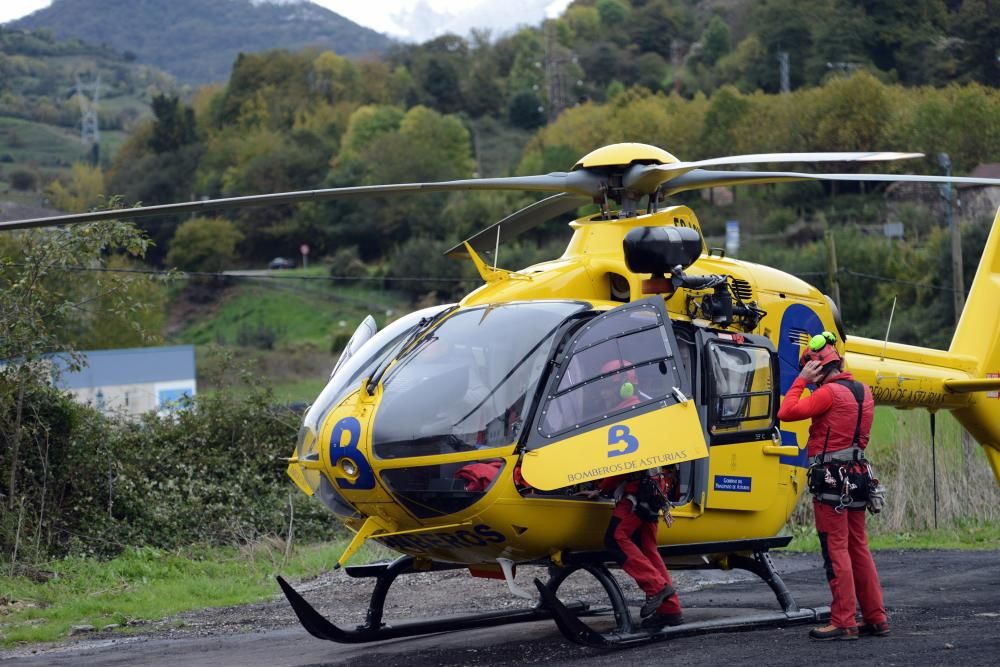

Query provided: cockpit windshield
[372,301,587,459]
[299,304,455,441]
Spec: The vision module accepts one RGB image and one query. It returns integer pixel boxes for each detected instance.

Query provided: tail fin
[949,207,1000,483]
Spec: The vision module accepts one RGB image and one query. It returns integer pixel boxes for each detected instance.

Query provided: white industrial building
[53,345,197,418]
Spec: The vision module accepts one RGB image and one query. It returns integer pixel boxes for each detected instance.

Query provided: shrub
[0,373,337,561]
[9,169,36,191]
[328,245,368,284]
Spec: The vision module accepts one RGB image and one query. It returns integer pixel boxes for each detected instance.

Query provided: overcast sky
[0,1,573,40]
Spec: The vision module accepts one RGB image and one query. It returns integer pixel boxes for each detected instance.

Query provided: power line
[840,268,961,294]
[5,264,474,283]
[6,263,961,292]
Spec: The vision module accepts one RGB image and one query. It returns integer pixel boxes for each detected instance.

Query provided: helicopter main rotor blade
[445,193,590,258]
[0,172,604,233]
[662,169,1000,196]
[624,151,923,194]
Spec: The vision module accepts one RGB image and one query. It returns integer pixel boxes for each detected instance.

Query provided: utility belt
[808,458,872,511]
[816,446,865,463]
[807,453,886,514]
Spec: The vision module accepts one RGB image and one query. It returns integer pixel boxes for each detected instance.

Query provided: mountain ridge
[13,0,395,85]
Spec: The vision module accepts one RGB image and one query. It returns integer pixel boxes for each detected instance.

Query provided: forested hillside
[0,26,177,211]
[12,0,394,84]
[5,0,999,349]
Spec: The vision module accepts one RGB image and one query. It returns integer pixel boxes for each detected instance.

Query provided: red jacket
[596,469,668,498]
[597,473,640,496]
[777,370,873,457]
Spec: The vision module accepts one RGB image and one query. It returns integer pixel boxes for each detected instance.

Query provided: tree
[44,162,105,213]
[596,0,630,26]
[0,219,152,525]
[699,15,732,66]
[338,105,405,163]
[631,0,682,60]
[509,91,546,130]
[312,51,360,104]
[166,217,243,273]
[812,71,892,151]
[950,0,1000,86]
[751,0,817,91]
[9,169,36,191]
[701,86,750,157]
[149,94,197,154]
[300,105,474,259]
[635,53,669,92]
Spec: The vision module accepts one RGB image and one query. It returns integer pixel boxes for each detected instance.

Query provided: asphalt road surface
[3,550,998,666]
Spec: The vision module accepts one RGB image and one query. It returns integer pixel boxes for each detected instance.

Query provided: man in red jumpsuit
[777,333,889,641]
[582,360,683,630]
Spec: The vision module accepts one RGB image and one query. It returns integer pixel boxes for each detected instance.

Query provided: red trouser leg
[642,522,682,615]
[607,503,668,596]
[847,509,887,625]
[814,500,857,628]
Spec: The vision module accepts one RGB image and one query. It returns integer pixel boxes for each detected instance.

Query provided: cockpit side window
[537,302,684,438]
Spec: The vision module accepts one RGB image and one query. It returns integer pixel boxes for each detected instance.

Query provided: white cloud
[0,0,52,24]
[0,0,575,42]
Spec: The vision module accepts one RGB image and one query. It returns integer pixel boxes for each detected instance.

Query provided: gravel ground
[2,550,999,666]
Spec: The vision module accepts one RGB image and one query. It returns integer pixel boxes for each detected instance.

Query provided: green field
[172,271,413,403]
[176,275,406,348]
[0,115,132,206]
[0,539,395,646]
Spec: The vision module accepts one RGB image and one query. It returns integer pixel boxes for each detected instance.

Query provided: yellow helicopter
[5,143,1000,647]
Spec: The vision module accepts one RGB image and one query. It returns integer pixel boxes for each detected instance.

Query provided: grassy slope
[171,272,410,403]
[177,275,404,347]
[0,117,134,202]
[0,540,395,646]
[0,117,85,166]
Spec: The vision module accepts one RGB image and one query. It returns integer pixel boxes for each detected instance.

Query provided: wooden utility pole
[950,219,965,324]
[825,229,841,311]
[940,154,965,324]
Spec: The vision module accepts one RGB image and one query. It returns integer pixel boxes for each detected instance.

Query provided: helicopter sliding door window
[705,340,776,443]
[521,297,708,492]
[536,300,688,438]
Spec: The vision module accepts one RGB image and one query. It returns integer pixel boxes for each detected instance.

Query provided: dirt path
[3,550,998,666]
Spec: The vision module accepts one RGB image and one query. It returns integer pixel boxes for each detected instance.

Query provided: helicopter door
[698,331,781,511]
[520,297,709,491]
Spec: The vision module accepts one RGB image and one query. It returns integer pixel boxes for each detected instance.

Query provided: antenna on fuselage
[494,226,500,270]
[880,296,898,361]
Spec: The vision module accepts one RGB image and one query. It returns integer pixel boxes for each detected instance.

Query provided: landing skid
[278,537,829,647]
[540,537,830,647]
[277,555,590,643]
